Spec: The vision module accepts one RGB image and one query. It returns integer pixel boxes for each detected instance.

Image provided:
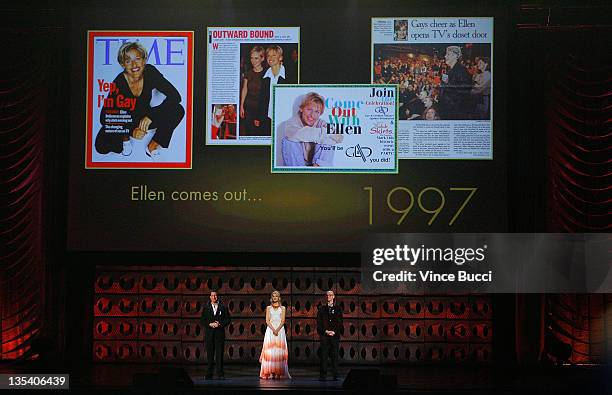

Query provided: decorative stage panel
[93,267,492,365]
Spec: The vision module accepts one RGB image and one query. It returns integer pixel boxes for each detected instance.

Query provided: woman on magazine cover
[95,41,184,159]
[239,45,265,136]
[278,92,343,167]
[471,56,491,120]
[259,291,291,379]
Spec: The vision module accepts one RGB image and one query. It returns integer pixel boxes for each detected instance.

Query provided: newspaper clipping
[206,27,300,145]
[372,17,493,159]
[86,31,193,169]
[272,85,398,174]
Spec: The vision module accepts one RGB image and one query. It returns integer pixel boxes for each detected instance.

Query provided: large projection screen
[67,3,510,253]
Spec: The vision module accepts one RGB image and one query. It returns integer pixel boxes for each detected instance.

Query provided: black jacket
[257,72,286,122]
[201,302,231,338]
[100,64,182,134]
[438,62,472,120]
[316,303,343,339]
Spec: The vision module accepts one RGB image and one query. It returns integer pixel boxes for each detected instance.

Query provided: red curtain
[0,30,48,360]
[546,55,611,232]
[543,36,610,365]
[514,26,611,366]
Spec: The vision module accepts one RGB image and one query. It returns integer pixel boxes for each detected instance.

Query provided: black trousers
[205,331,225,376]
[320,336,340,377]
[95,101,185,154]
[240,103,266,136]
[257,117,272,137]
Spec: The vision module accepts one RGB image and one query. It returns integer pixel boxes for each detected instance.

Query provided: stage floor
[69,363,609,394]
[1,363,609,394]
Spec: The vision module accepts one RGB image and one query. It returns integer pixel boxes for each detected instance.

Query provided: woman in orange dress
[259,291,291,379]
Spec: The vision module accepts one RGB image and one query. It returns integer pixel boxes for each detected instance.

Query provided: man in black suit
[201,291,231,379]
[438,45,472,120]
[316,290,343,381]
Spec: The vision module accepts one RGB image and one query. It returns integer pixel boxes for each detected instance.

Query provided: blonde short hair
[250,45,265,57]
[300,92,324,112]
[266,45,283,57]
[117,41,148,65]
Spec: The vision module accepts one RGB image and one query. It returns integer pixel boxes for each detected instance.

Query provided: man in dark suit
[438,45,472,120]
[201,291,231,379]
[316,290,343,381]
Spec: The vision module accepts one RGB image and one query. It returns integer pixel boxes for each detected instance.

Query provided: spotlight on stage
[342,369,397,390]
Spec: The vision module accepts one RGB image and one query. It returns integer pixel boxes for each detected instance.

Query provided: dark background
[66,1,509,253]
[1,0,610,389]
